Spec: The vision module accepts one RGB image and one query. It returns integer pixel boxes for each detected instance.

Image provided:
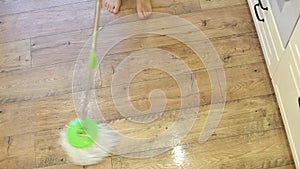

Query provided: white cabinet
[247,0,285,77]
[273,47,300,168]
[248,0,300,168]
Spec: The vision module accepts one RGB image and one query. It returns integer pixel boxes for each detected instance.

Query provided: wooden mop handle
[92,0,101,51]
[88,0,101,70]
[81,0,102,120]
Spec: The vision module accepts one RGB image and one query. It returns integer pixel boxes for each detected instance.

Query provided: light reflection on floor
[172,145,185,166]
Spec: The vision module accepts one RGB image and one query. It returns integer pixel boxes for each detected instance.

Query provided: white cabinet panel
[273,49,300,168]
[248,0,300,168]
[289,19,300,85]
[247,0,284,77]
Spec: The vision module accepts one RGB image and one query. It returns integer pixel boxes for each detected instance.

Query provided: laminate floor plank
[0,39,31,72]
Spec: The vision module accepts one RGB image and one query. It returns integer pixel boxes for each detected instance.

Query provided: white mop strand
[60,123,119,165]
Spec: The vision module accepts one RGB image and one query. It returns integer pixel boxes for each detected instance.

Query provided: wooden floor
[0,0,296,168]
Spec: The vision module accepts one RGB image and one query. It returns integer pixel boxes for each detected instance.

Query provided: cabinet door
[260,0,285,73]
[247,0,268,57]
[288,17,300,89]
[273,48,300,168]
[247,0,285,77]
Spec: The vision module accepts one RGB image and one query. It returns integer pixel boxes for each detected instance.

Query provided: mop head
[60,118,119,166]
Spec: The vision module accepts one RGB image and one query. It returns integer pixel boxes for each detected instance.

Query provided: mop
[60,0,118,165]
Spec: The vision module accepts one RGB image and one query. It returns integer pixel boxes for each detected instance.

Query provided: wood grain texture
[0,101,33,137]
[0,0,201,44]
[96,62,273,122]
[222,62,274,100]
[185,94,284,142]
[31,94,76,132]
[0,61,101,104]
[98,32,262,82]
[0,87,282,142]
[99,0,202,26]
[0,91,287,168]
[0,1,95,44]
[271,165,296,169]
[35,129,67,168]
[111,129,293,169]
[33,159,112,169]
[200,0,247,10]
[0,39,31,72]
[0,62,74,104]
[34,164,83,169]
[34,127,112,168]
[152,0,201,14]
[181,5,255,38]
[31,29,91,67]
[29,6,259,69]
[84,160,112,169]
[0,0,90,16]
[103,95,285,155]
[0,3,254,44]
[0,133,35,169]
[212,33,264,67]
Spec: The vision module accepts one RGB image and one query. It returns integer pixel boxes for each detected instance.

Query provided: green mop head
[60,118,118,165]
